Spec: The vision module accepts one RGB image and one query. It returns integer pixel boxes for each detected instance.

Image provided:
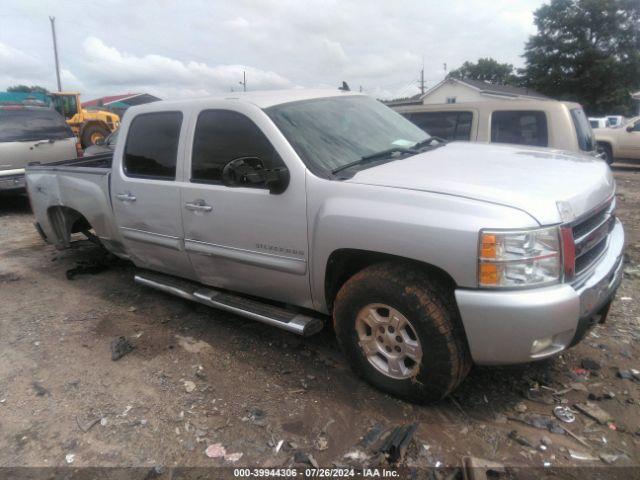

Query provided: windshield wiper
[412,136,447,150]
[331,147,412,175]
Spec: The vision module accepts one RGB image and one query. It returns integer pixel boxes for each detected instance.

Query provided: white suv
[0,105,77,192]
[392,99,598,157]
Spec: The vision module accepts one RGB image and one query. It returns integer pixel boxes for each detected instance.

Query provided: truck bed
[26,152,113,172]
[25,151,119,251]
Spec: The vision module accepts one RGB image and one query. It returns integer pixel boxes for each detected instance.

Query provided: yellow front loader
[50,92,120,148]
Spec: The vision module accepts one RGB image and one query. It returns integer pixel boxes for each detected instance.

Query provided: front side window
[191,110,284,184]
[0,108,73,142]
[491,110,548,147]
[406,111,472,141]
[266,96,428,175]
[124,112,182,180]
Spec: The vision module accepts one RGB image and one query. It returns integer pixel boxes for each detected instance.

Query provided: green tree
[447,58,517,85]
[7,85,49,94]
[521,0,640,115]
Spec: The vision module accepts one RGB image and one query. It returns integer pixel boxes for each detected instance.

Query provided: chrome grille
[572,198,615,276]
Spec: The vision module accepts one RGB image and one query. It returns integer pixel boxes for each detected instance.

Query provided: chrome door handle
[185,200,212,212]
[116,192,137,202]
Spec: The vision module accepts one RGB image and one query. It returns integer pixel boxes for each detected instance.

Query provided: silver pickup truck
[25,90,624,402]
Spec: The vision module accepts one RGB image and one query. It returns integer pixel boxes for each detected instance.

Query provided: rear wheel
[333,262,471,403]
[81,124,110,148]
[597,142,614,165]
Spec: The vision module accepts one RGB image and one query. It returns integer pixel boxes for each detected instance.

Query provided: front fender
[306,175,539,313]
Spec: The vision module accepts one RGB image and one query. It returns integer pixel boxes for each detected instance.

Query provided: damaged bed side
[25,153,127,258]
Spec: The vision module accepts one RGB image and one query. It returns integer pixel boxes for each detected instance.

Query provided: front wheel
[333,262,471,403]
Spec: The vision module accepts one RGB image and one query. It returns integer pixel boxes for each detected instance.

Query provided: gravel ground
[0,165,639,478]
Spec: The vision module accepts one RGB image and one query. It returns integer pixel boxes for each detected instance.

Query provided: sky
[0,0,546,101]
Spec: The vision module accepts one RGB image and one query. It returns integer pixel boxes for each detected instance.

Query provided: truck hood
[346,142,614,225]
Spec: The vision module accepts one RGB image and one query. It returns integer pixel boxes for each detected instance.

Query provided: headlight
[478,226,561,288]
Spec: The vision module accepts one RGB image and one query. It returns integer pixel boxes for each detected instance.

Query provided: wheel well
[324,249,457,312]
[597,141,612,151]
[47,206,92,247]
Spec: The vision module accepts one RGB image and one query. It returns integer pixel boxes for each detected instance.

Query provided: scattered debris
[574,402,613,425]
[462,456,506,480]
[599,453,626,465]
[314,432,329,451]
[111,336,134,361]
[359,424,386,448]
[274,440,284,454]
[205,443,226,459]
[65,453,75,464]
[65,258,111,280]
[376,423,418,464]
[31,382,49,397]
[225,452,243,462]
[184,381,196,393]
[246,407,267,427]
[344,450,369,462]
[617,369,635,380]
[569,449,598,461]
[559,425,591,449]
[294,451,319,468]
[508,430,534,448]
[76,415,101,433]
[553,406,576,423]
[581,358,601,371]
[514,402,528,413]
[509,414,565,434]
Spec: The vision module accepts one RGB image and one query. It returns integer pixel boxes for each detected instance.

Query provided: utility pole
[239,71,246,92]
[49,16,62,92]
[443,62,447,74]
[419,67,425,95]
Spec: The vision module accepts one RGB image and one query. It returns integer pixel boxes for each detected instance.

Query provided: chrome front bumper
[455,219,624,365]
[0,172,26,191]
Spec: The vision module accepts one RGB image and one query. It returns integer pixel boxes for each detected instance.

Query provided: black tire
[333,262,471,403]
[81,124,110,148]
[597,142,614,165]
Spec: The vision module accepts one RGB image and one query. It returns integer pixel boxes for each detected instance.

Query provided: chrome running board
[134,272,324,337]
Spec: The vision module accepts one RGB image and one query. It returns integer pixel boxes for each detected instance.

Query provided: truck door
[111,110,196,279]
[619,119,640,158]
[180,107,311,308]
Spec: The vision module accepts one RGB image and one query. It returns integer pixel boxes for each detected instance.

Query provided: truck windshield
[0,108,73,142]
[570,108,596,152]
[266,96,429,175]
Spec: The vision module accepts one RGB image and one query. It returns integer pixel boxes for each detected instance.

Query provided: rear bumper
[455,219,624,365]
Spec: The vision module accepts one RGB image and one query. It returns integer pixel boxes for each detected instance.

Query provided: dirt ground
[0,164,639,479]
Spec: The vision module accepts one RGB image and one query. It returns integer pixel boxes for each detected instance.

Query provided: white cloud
[78,37,293,98]
[0,0,546,100]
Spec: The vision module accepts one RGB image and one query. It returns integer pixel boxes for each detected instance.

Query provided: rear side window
[0,108,74,142]
[570,108,596,151]
[404,111,473,141]
[124,112,182,180]
[191,110,283,184]
[491,111,548,147]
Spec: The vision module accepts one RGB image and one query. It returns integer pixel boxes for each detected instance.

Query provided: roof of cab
[130,89,363,111]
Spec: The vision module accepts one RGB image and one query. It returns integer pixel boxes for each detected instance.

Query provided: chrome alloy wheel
[355,303,423,380]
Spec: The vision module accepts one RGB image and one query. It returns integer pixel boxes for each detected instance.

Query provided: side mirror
[626,125,634,132]
[222,157,290,194]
